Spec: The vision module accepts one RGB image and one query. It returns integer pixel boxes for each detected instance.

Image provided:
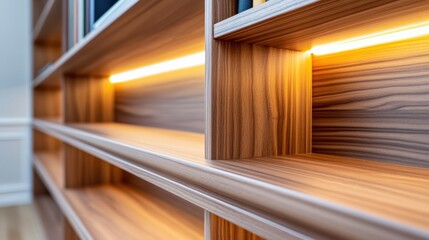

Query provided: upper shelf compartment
[33,0,62,45]
[213,0,429,51]
[34,0,205,88]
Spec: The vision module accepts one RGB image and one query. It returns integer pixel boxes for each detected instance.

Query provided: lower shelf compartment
[65,184,203,240]
[33,149,204,240]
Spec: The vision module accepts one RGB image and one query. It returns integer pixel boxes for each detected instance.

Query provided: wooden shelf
[33,118,429,239]
[34,146,203,240]
[213,0,429,51]
[66,184,203,240]
[33,0,62,44]
[33,0,204,88]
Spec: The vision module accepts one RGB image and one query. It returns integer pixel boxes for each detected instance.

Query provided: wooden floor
[0,204,46,240]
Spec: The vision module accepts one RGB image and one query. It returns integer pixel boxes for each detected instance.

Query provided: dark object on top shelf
[238,0,252,13]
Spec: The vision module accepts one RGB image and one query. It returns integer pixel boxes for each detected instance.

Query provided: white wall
[0,0,32,207]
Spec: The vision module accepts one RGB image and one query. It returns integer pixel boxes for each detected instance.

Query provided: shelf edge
[33,119,429,240]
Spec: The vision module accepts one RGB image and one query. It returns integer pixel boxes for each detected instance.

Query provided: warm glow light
[110,51,205,83]
[309,21,429,55]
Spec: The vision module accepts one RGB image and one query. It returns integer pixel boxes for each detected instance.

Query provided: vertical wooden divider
[205,0,312,239]
[61,75,122,188]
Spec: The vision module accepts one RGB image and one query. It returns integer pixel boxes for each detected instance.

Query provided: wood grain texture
[213,0,429,51]
[313,36,429,167]
[34,0,204,88]
[207,41,312,159]
[63,144,122,188]
[115,66,205,133]
[33,130,61,152]
[33,119,429,239]
[33,87,62,119]
[65,184,204,240]
[63,76,113,123]
[210,214,264,240]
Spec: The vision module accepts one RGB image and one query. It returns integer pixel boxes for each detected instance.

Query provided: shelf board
[33,0,204,88]
[214,0,429,51]
[66,184,203,240]
[33,118,429,239]
[34,147,203,240]
[33,0,61,45]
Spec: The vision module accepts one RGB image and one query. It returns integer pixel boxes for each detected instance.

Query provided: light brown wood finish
[313,36,429,167]
[33,119,429,239]
[63,76,113,123]
[115,66,205,133]
[33,130,61,152]
[33,43,61,77]
[207,42,312,160]
[210,214,264,240]
[214,0,429,51]
[64,144,122,188]
[33,87,62,119]
[33,0,205,88]
[34,149,204,240]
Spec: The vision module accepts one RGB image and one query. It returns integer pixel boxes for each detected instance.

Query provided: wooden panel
[313,36,429,167]
[34,0,204,87]
[63,76,113,123]
[63,144,122,188]
[33,43,61,77]
[33,130,61,152]
[115,66,205,133]
[210,214,264,240]
[213,0,429,51]
[33,87,62,119]
[207,41,312,159]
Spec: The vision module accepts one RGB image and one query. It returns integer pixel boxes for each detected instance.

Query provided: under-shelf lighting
[110,51,205,83]
[309,21,429,55]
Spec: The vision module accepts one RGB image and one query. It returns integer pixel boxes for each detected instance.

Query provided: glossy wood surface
[313,36,429,167]
[33,0,204,87]
[34,136,204,240]
[207,42,312,160]
[213,0,429,51]
[63,76,113,123]
[66,184,204,240]
[115,66,205,133]
[34,119,429,239]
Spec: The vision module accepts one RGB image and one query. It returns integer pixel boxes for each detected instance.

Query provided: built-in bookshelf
[32,0,429,239]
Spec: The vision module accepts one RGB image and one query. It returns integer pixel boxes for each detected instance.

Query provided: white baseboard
[0,191,32,208]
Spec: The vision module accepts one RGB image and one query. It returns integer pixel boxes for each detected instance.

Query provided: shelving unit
[32,0,429,239]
